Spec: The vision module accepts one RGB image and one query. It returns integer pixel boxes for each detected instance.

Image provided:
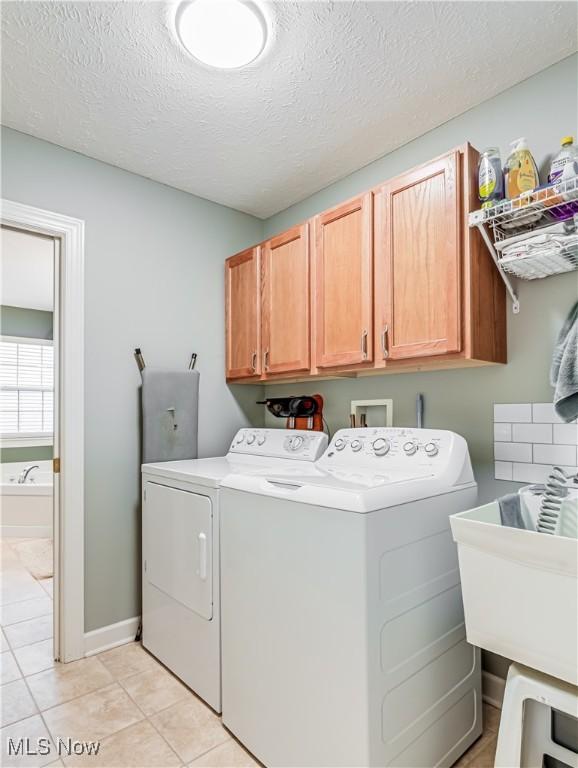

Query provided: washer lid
[220,467,473,513]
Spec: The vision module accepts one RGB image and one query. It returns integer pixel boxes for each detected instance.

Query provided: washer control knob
[288,435,304,452]
[246,433,256,445]
[424,442,439,457]
[403,440,418,456]
[372,438,389,456]
[257,434,266,446]
[334,438,346,451]
[235,432,245,444]
[350,439,363,452]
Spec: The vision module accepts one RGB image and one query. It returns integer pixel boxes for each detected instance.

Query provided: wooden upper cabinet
[224,144,505,383]
[261,224,310,376]
[225,246,260,379]
[375,151,462,362]
[313,194,373,368]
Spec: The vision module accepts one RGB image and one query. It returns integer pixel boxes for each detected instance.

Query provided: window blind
[0,340,54,435]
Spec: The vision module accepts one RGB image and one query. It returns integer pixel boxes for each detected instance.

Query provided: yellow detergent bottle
[505,137,539,198]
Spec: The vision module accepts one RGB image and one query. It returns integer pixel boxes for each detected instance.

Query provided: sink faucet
[18,465,39,484]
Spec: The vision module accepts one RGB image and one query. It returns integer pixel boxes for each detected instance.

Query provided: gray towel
[550,301,578,423]
[142,368,199,464]
[498,493,526,529]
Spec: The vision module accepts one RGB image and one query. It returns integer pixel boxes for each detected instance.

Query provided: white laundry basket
[450,502,578,686]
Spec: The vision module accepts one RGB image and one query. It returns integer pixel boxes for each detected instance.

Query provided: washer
[220,427,482,766]
[141,427,327,712]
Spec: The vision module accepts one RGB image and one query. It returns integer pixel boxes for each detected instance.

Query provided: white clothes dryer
[141,427,327,712]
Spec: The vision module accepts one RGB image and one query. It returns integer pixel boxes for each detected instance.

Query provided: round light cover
[176,0,267,69]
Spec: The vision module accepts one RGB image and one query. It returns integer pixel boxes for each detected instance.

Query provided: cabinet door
[313,194,373,368]
[375,152,461,361]
[261,224,310,375]
[225,247,260,378]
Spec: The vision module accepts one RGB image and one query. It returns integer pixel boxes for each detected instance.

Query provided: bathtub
[0,461,53,538]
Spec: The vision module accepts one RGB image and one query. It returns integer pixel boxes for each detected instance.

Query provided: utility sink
[450,501,578,686]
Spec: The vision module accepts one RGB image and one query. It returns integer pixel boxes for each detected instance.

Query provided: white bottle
[549,136,578,183]
[559,156,578,201]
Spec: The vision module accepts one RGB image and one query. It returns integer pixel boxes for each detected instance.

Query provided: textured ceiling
[2,1,576,218]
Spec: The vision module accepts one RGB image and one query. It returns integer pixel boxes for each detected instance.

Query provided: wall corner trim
[84,616,141,657]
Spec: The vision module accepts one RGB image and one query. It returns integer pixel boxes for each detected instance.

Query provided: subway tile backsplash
[494,403,578,482]
[533,443,577,466]
[494,441,532,462]
[532,403,565,423]
[495,461,513,481]
[493,423,512,442]
[553,423,578,445]
[512,462,552,484]
[494,403,532,423]
[511,422,553,443]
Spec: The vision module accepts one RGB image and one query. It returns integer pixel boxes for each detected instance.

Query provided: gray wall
[1,127,264,632]
[0,305,54,463]
[261,54,578,507]
[0,445,53,464]
[0,305,53,339]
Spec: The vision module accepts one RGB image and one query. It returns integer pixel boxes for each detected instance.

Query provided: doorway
[0,226,57,671]
[1,199,85,663]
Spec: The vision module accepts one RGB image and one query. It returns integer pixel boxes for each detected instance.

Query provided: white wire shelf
[469,176,578,313]
[498,238,578,280]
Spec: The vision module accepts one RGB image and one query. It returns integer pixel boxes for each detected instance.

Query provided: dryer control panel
[228,428,328,461]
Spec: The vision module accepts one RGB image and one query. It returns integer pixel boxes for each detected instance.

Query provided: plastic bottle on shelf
[556,159,578,214]
[559,157,578,190]
[549,136,578,183]
[534,157,578,217]
[478,148,504,208]
[504,137,539,199]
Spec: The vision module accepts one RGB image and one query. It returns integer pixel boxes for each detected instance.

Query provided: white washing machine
[141,427,327,712]
[220,427,482,767]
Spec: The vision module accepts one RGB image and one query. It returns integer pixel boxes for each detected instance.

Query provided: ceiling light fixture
[175,0,267,70]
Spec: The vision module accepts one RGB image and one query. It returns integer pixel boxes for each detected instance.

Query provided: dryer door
[144,482,213,620]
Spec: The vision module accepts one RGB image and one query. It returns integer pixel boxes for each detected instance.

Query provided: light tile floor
[2,538,500,767]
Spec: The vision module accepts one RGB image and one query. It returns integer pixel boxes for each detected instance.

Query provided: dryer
[220,427,482,766]
[141,427,327,712]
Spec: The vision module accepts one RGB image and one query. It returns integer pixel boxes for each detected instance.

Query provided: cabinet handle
[381,325,389,359]
[361,330,368,360]
[251,351,257,373]
[263,349,270,372]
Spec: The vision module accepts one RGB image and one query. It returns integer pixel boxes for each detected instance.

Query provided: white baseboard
[0,524,52,538]
[84,616,140,657]
[482,670,506,709]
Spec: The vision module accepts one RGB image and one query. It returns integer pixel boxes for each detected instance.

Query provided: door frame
[1,198,85,663]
